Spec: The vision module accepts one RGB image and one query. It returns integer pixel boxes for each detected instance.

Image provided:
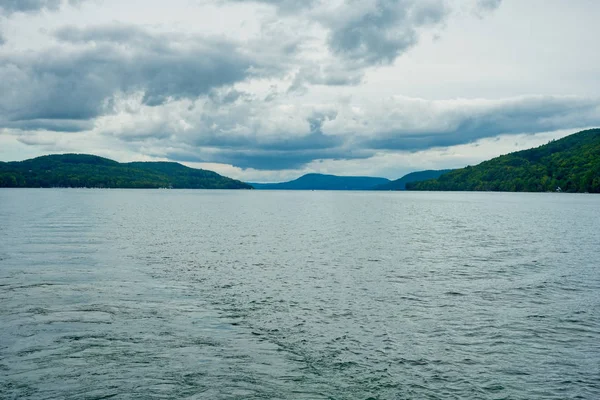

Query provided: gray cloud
[5,119,94,132]
[477,0,502,12]
[0,0,502,136]
[473,0,502,17]
[95,93,600,170]
[359,96,600,151]
[0,24,260,129]
[228,0,318,13]
[288,65,364,93]
[190,130,343,154]
[166,145,372,170]
[233,96,599,169]
[227,0,453,91]
[0,0,61,14]
[54,24,151,44]
[55,25,257,107]
[0,0,85,15]
[231,0,449,66]
[324,0,448,65]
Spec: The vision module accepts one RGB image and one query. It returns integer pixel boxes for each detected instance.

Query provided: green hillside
[0,154,252,189]
[407,129,600,193]
[372,169,453,190]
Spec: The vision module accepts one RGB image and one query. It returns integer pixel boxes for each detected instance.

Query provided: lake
[1,189,599,399]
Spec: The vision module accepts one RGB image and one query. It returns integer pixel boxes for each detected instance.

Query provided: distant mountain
[372,169,453,190]
[250,173,390,190]
[407,129,600,193]
[0,154,252,189]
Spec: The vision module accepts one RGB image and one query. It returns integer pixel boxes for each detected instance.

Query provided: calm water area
[1,189,599,399]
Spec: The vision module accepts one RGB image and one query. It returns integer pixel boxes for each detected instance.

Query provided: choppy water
[1,189,599,399]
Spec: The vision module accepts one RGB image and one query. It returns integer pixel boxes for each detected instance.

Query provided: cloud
[327,95,600,150]
[472,0,502,18]
[223,0,456,92]
[228,0,318,13]
[0,24,261,130]
[0,0,503,134]
[85,90,600,170]
[191,95,599,169]
[288,64,364,93]
[0,0,61,14]
[3,119,94,132]
[233,0,450,66]
[0,0,85,15]
[166,146,367,170]
[476,0,502,12]
[322,0,449,65]
[2,0,598,180]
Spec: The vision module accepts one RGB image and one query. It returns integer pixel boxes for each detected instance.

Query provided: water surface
[1,189,599,399]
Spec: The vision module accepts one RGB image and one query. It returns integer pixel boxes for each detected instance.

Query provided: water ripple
[1,189,599,399]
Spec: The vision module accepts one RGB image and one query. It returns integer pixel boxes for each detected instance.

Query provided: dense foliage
[0,154,252,189]
[250,173,390,190]
[372,169,453,190]
[407,129,600,193]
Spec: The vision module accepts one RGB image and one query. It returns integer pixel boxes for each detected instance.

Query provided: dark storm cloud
[0,25,259,130]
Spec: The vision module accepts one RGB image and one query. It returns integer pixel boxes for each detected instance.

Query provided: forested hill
[0,154,252,189]
[372,169,453,190]
[250,173,390,190]
[407,129,600,193]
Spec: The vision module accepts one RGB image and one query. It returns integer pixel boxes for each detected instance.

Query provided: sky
[0,0,599,182]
